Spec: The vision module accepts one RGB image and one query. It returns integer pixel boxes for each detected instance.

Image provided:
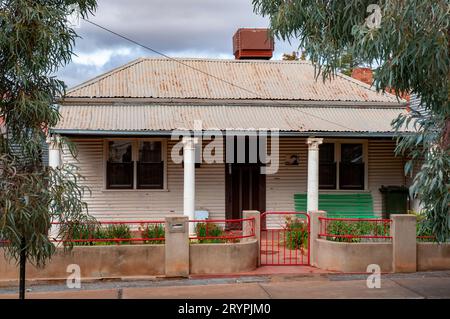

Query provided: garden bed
[59,220,165,245]
[318,217,391,243]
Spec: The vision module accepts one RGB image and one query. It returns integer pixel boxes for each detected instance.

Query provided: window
[137,141,164,189]
[106,140,165,190]
[319,143,336,189]
[107,141,133,189]
[339,143,364,190]
[318,141,366,190]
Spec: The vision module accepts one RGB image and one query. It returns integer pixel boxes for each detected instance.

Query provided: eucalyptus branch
[0,0,98,270]
[253,0,450,241]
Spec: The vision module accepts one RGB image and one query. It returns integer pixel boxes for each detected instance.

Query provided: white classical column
[47,135,61,244]
[182,137,198,235]
[47,135,61,168]
[306,137,323,212]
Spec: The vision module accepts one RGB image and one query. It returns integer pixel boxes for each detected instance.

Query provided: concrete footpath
[1,271,450,299]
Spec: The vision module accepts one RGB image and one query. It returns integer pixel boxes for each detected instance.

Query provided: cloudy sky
[58,0,299,88]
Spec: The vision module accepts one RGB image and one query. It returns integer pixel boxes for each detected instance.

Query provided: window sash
[106,161,134,189]
[108,141,133,163]
[139,141,162,163]
[319,143,336,189]
[319,143,334,163]
[319,162,337,189]
[137,162,164,189]
[341,143,363,164]
[339,162,365,190]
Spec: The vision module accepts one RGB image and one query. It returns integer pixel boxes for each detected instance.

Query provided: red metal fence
[417,235,436,242]
[318,217,392,242]
[0,217,256,245]
[51,220,165,245]
[260,212,310,266]
[188,217,255,243]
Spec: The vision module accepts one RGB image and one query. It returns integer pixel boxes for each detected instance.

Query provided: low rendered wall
[190,239,258,274]
[417,243,450,271]
[316,239,393,273]
[0,245,165,281]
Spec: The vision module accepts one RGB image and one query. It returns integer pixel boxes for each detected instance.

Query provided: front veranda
[8,131,418,277]
[55,134,410,222]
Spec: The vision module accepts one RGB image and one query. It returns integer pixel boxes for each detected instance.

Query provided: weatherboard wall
[63,138,225,221]
[63,137,405,220]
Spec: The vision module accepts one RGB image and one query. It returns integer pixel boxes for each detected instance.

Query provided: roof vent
[233,28,274,60]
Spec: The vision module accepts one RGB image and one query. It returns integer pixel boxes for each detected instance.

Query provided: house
[0,118,49,166]
[51,29,410,223]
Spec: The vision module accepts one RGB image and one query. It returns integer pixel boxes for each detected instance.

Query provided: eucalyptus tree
[0,0,97,298]
[253,0,449,241]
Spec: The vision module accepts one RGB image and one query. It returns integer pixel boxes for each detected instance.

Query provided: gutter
[50,129,409,138]
[57,97,406,108]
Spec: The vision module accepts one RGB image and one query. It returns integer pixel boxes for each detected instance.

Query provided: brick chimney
[351,67,410,102]
[233,28,274,60]
[351,67,373,86]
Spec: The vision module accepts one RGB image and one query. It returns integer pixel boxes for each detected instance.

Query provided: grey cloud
[75,0,274,53]
[58,48,146,88]
[59,0,300,87]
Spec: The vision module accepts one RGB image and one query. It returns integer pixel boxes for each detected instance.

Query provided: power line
[82,18,356,131]
[83,19,258,98]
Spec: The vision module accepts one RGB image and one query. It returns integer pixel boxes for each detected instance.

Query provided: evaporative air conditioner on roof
[232,28,274,60]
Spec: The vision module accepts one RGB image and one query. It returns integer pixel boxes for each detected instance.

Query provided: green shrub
[325,220,390,243]
[284,217,308,250]
[141,224,165,244]
[64,221,98,246]
[326,220,361,243]
[195,222,225,243]
[416,219,435,242]
[65,222,132,246]
[102,224,132,245]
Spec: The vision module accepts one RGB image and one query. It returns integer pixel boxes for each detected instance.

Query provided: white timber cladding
[266,138,405,216]
[266,137,308,212]
[368,139,406,215]
[63,138,225,221]
[63,137,405,221]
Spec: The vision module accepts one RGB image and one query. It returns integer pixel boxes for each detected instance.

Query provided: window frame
[106,140,134,190]
[103,138,168,192]
[137,140,165,189]
[318,139,368,191]
[318,143,337,190]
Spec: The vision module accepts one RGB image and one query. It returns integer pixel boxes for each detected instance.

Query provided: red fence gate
[260,212,310,266]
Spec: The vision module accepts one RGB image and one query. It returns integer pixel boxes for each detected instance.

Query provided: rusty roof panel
[53,104,405,133]
[66,58,400,104]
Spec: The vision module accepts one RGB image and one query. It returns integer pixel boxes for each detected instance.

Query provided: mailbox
[167,219,187,233]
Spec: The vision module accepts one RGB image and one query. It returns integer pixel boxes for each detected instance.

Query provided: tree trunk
[19,237,26,300]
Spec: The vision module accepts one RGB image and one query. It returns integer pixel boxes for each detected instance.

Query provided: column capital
[306,137,323,151]
[46,134,61,149]
[182,136,199,149]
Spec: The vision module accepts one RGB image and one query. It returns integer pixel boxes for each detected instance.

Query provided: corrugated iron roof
[66,58,400,104]
[53,104,406,134]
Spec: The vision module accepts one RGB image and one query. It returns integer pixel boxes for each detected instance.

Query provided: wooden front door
[225,163,266,220]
